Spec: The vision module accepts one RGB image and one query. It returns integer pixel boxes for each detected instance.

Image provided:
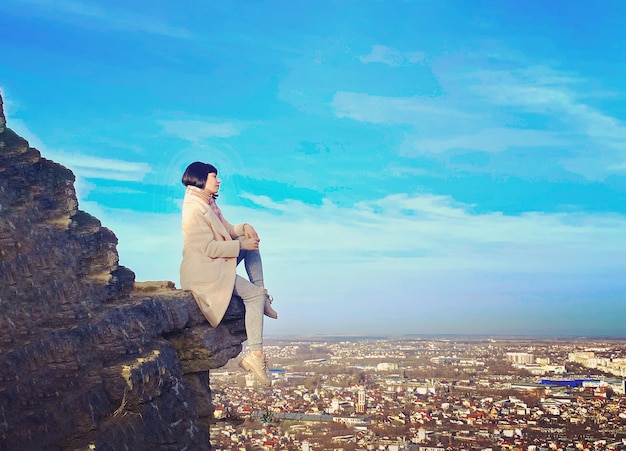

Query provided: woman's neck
[186,185,217,203]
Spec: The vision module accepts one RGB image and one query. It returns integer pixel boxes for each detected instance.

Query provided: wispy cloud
[607,161,626,172]
[403,127,569,155]
[333,91,474,125]
[62,154,152,181]
[234,192,626,275]
[160,119,241,142]
[90,186,626,278]
[360,44,425,66]
[7,0,191,39]
[333,59,626,179]
[386,164,430,177]
[5,101,151,183]
[469,66,626,177]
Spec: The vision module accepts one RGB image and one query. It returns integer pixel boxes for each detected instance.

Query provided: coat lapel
[189,196,231,240]
[185,195,231,240]
[204,208,231,240]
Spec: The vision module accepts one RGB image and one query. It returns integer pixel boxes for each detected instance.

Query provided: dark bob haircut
[181,162,218,189]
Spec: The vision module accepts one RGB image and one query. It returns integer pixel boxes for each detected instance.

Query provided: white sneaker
[239,352,272,387]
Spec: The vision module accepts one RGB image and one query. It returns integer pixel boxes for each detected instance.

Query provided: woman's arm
[229,221,260,242]
[242,223,259,241]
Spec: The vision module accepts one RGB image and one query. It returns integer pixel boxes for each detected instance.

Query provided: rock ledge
[0,94,246,450]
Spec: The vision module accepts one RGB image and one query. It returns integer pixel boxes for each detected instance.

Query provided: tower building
[356,387,366,414]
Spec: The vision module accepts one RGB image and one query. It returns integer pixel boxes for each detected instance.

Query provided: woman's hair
[181,161,218,188]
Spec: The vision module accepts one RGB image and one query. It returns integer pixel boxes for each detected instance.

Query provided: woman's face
[203,172,220,195]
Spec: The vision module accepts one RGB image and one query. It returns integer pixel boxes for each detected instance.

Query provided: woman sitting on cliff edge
[180,161,277,387]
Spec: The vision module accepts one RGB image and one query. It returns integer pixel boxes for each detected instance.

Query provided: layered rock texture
[0,93,247,450]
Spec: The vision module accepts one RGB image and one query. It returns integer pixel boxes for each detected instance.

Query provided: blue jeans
[233,248,265,351]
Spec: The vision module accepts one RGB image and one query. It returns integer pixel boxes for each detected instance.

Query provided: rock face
[0,93,247,450]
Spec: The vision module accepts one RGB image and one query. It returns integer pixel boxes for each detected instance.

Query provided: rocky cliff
[0,92,247,450]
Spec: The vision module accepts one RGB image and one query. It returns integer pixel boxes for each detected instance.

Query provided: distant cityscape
[209,336,626,450]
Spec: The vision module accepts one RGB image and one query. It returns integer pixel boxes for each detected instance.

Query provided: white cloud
[403,127,569,155]
[606,161,626,172]
[52,152,152,182]
[470,66,626,177]
[333,91,474,125]
[5,116,151,182]
[360,44,425,66]
[386,164,430,177]
[333,62,626,178]
[160,119,241,142]
[233,192,626,274]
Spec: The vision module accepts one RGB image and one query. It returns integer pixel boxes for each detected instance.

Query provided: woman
[180,161,277,387]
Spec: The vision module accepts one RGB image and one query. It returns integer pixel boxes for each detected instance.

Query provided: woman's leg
[234,273,271,387]
[232,274,264,352]
[237,248,264,287]
[237,248,278,319]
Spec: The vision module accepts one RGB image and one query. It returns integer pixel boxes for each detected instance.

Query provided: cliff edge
[0,93,247,450]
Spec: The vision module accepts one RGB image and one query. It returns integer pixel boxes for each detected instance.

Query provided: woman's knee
[242,288,264,306]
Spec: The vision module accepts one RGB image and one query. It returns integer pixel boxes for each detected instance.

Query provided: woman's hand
[239,236,260,251]
[243,223,260,241]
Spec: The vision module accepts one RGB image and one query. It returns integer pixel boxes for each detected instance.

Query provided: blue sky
[1,0,625,337]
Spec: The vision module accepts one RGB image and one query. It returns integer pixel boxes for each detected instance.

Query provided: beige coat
[179,191,246,327]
